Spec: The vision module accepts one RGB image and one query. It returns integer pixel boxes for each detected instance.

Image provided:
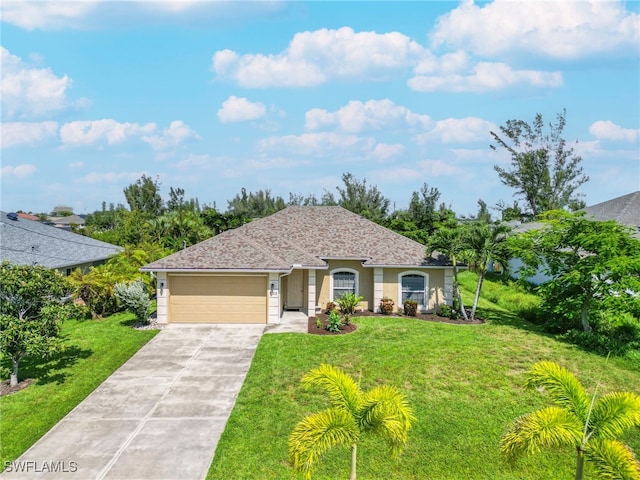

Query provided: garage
[168,275,267,324]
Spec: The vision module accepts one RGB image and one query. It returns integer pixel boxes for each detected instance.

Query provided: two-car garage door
[169,275,267,324]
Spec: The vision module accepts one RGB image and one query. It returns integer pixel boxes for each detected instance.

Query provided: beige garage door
[169,275,267,323]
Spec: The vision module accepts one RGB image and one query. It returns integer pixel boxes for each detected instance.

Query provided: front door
[286,270,304,309]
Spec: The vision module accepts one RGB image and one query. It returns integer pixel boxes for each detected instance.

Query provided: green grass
[458,270,541,315]
[0,312,158,468]
[208,310,639,479]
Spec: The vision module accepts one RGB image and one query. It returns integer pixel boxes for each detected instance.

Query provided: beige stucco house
[141,206,456,324]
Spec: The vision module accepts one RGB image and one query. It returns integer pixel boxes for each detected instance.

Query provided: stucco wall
[381,268,445,312]
[316,260,373,310]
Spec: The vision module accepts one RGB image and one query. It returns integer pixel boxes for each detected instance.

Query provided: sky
[1,0,639,218]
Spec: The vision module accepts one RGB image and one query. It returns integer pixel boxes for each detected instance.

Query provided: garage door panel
[169,275,267,323]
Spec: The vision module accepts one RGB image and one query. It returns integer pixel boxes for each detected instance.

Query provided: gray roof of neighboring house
[0,211,122,269]
[47,214,86,226]
[142,206,450,272]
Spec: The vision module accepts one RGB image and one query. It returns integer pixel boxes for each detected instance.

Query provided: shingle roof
[0,211,123,269]
[583,191,640,237]
[142,206,449,271]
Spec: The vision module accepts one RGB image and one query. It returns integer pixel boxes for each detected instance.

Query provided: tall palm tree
[501,361,640,480]
[289,364,415,480]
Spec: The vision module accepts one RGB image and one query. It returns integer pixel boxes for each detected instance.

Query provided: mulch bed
[308,310,484,334]
[0,379,32,397]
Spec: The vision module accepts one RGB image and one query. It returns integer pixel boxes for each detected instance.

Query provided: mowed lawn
[0,313,158,468]
[208,309,640,479]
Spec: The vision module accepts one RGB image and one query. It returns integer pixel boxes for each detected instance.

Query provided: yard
[208,300,640,479]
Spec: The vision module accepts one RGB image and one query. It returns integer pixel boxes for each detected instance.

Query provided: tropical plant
[501,361,640,480]
[403,299,418,316]
[379,297,395,315]
[325,311,342,333]
[289,364,415,480]
[114,279,151,324]
[336,292,364,315]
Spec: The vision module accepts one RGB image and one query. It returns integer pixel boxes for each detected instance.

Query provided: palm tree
[501,361,640,480]
[289,364,415,480]
[463,221,512,320]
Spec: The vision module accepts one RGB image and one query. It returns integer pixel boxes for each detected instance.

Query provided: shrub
[342,313,352,326]
[315,317,323,329]
[114,279,151,324]
[379,297,395,315]
[439,304,459,320]
[403,299,418,316]
[325,301,336,314]
[326,311,342,333]
[336,292,364,315]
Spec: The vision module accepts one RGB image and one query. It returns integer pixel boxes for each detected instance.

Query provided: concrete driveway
[3,324,265,480]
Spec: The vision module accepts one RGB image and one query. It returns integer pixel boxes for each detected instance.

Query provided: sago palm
[288,364,415,480]
[501,361,640,480]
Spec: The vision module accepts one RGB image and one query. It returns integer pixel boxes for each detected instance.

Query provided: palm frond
[301,364,363,414]
[500,406,583,463]
[585,438,640,480]
[288,408,359,480]
[590,392,640,440]
[358,385,416,457]
[525,361,591,421]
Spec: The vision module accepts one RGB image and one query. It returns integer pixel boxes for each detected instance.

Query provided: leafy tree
[123,174,164,216]
[289,364,415,480]
[166,186,200,213]
[501,361,640,480]
[201,208,251,235]
[491,110,588,217]
[227,188,287,218]
[463,221,512,320]
[0,263,71,386]
[475,199,492,223]
[335,172,390,224]
[114,279,151,324]
[145,210,212,251]
[510,212,640,333]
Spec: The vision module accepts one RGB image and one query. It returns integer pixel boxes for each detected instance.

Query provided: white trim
[329,267,359,301]
[364,264,465,269]
[397,271,429,312]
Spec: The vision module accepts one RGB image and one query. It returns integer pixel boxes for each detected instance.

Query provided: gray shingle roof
[142,206,448,271]
[0,211,123,269]
[583,191,640,236]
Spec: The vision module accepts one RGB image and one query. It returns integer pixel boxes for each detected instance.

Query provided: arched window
[330,268,358,300]
[398,272,429,311]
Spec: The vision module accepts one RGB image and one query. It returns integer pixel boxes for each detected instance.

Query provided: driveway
[3,324,265,480]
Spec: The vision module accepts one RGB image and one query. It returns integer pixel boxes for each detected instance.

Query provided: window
[331,270,357,300]
[399,273,428,310]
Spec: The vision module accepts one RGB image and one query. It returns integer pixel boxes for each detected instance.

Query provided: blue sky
[1,1,639,217]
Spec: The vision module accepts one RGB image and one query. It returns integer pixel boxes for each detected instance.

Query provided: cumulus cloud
[0,121,58,148]
[1,47,79,119]
[589,120,639,142]
[258,132,375,158]
[60,119,156,146]
[306,99,432,133]
[415,117,497,144]
[430,0,639,60]
[217,96,266,123]
[417,159,463,176]
[142,120,200,151]
[75,171,147,184]
[1,163,36,178]
[212,27,425,87]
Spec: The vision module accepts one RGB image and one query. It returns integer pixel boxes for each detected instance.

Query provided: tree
[491,110,588,217]
[123,174,164,216]
[510,212,640,333]
[501,361,640,480]
[200,207,251,235]
[427,223,470,321]
[0,263,71,386]
[289,364,415,480]
[227,188,286,218]
[335,173,390,224]
[463,221,512,320]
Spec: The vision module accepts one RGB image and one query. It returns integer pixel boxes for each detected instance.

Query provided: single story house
[0,211,122,274]
[141,206,457,324]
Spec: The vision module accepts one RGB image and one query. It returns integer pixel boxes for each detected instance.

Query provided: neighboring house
[141,206,457,325]
[17,212,41,221]
[0,211,122,274]
[47,214,86,230]
[508,191,640,284]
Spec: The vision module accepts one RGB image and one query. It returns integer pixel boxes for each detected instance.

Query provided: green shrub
[379,297,395,315]
[336,292,363,315]
[326,311,342,333]
[114,279,151,324]
[315,318,323,329]
[403,299,418,316]
[438,304,459,320]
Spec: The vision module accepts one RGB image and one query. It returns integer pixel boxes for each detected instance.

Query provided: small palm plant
[501,361,640,480]
[289,364,415,480]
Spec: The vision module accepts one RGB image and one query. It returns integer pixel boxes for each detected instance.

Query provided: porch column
[373,268,383,313]
[268,272,281,324]
[156,272,168,324]
[444,269,453,306]
[307,270,316,317]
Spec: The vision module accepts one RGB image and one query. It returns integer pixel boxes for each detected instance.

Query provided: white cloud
[75,171,147,184]
[0,121,58,148]
[1,47,77,119]
[409,61,562,93]
[306,99,432,133]
[369,167,420,184]
[212,27,425,87]
[1,163,36,178]
[142,120,200,151]
[416,159,463,176]
[430,0,639,60]
[371,143,405,162]
[60,119,156,146]
[69,161,84,169]
[258,132,376,158]
[416,117,497,144]
[217,96,266,123]
[589,120,639,142]
[0,2,98,30]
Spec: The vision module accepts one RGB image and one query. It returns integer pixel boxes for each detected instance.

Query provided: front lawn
[0,313,158,468]
[208,313,640,479]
